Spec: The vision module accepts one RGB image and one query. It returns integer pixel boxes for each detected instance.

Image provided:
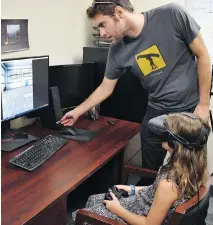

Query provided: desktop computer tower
[40,86,63,129]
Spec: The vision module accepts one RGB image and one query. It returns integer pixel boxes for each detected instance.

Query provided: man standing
[61,0,211,170]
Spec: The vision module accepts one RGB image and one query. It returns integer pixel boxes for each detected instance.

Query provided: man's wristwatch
[129,185,135,196]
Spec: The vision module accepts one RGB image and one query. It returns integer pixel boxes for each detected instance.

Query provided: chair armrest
[175,186,208,214]
[123,165,158,179]
[75,209,125,225]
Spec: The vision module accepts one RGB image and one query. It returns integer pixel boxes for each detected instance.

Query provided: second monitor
[49,63,96,111]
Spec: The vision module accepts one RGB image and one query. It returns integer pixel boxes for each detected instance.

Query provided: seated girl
[72,112,210,225]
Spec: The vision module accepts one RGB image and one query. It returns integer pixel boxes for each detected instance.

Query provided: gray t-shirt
[105,3,201,110]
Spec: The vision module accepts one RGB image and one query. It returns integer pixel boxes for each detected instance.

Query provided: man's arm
[171,4,211,119]
[74,76,118,116]
[189,33,212,119]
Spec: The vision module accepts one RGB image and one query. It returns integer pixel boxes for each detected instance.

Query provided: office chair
[75,165,211,225]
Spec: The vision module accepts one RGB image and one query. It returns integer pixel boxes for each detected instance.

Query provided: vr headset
[148,112,209,151]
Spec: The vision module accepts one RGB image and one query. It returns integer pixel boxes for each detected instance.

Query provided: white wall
[132,0,185,12]
[1,0,93,65]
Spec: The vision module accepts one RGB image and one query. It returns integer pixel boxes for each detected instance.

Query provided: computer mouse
[60,127,78,136]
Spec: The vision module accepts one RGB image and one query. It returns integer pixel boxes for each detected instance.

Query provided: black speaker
[40,86,62,129]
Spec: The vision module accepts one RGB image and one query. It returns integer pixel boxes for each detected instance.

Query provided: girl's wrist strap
[130,185,135,196]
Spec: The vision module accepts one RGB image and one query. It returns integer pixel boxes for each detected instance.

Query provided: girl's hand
[103,192,122,215]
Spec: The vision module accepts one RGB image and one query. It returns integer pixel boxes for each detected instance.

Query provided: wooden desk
[1,116,140,225]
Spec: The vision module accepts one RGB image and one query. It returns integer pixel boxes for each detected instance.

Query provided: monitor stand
[1,121,38,152]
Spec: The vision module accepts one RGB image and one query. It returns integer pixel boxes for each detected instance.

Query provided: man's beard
[112,29,126,43]
[112,36,122,43]
[112,21,127,43]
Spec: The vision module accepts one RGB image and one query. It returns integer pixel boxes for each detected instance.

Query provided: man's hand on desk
[60,109,80,126]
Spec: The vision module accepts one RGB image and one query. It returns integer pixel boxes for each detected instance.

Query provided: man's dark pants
[141,104,196,170]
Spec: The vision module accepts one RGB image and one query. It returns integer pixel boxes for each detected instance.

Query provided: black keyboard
[9,135,68,171]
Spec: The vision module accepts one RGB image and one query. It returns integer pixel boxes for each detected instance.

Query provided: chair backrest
[168,186,211,225]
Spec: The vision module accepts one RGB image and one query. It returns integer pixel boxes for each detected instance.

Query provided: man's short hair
[87,0,134,19]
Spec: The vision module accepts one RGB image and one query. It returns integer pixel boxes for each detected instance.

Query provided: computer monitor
[1,55,49,151]
[1,55,49,121]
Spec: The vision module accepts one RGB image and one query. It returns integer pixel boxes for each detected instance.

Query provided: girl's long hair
[161,113,209,199]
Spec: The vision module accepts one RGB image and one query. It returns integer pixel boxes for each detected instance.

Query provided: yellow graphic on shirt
[135,45,166,76]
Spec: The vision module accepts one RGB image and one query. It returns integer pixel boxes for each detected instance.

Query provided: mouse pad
[60,128,97,142]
